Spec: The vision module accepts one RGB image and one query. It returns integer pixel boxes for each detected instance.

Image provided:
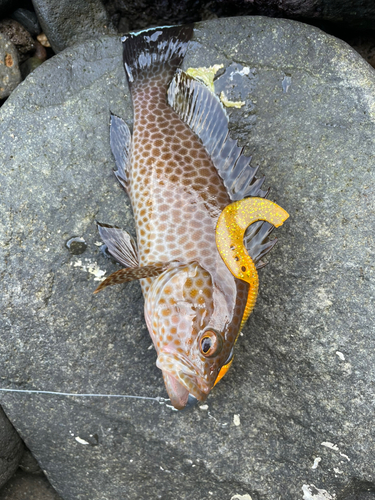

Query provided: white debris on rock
[73,258,106,281]
[311,457,321,469]
[302,484,334,500]
[75,436,89,445]
[321,442,350,461]
[233,414,241,426]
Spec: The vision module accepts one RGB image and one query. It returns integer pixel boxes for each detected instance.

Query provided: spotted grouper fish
[94,25,289,409]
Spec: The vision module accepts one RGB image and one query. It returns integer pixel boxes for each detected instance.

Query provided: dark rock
[103,0,375,33]
[19,449,42,474]
[0,33,21,99]
[346,32,375,69]
[11,8,42,38]
[20,38,47,78]
[103,0,208,32]
[20,56,43,79]
[0,16,375,500]
[0,468,62,500]
[228,0,375,22]
[0,19,35,63]
[0,407,24,490]
[31,0,116,53]
[219,0,375,31]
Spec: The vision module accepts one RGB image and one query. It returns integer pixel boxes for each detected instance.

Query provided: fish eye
[199,329,223,358]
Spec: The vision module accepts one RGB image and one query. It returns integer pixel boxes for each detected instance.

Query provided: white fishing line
[0,387,166,403]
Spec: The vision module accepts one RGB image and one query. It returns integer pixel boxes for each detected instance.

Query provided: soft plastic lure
[94,25,289,409]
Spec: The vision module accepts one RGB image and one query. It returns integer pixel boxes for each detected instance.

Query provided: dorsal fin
[168,70,267,201]
[244,221,277,269]
[110,113,131,191]
[168,70,278,267]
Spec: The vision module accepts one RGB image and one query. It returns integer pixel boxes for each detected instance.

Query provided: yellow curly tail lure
[214,197,289,385]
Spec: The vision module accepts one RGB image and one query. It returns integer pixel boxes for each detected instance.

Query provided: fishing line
[0,387,167,403]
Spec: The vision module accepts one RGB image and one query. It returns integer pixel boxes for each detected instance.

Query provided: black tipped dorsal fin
[168,70,267,201]
[93,263,169,294]
[110,114,131,192]
[96,222,139,268]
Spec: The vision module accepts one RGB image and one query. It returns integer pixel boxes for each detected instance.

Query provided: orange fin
[214,357,234,386]
[93,263,168,294]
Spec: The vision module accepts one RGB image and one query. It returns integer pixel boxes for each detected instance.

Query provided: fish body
[95,26,289,409]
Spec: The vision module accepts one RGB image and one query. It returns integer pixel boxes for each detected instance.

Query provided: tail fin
[122,25,193,90]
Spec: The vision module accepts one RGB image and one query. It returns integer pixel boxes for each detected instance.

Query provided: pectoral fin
[96,221,139,268]
[93,263,168,294]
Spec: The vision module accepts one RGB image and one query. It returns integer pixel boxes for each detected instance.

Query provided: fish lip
[157,350,211,405]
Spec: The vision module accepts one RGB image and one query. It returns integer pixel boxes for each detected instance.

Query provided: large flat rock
[0,16,374,500]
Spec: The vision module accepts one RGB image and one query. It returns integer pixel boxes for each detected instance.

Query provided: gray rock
[20,56,44,79]
[31,0,116,53]
[0,407,24,490]
[0,469,62,500]
[0,19,35,63]
[0,16,375,500]
[11,8,42,38]
[19,449,42,474]
[0,34,21,99]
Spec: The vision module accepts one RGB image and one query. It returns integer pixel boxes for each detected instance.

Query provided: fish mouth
[157,352,210,410]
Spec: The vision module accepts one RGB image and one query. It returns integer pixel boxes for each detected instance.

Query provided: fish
[94,25,289,410]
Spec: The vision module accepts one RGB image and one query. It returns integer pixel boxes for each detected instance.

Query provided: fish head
[145,262,240,410]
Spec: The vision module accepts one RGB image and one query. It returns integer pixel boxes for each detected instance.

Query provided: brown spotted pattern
[127,65,250,407]
[94,263,167,294]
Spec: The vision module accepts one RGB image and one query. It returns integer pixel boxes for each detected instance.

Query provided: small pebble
[0,33,21,99]
[0,18,35,62]
[37,33,51,48]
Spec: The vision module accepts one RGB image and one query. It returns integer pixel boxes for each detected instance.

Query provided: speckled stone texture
[0,33,20,99]
[31,0,116,52]
[0,16,374,500]
[0,469,62,500]
[0,408,24,490]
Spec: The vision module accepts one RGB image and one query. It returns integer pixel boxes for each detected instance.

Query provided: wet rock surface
[0,16,375,500]
[0,469,61,500]
[0,408,24,490]
[0,33,20,99]
[32,0,116,53]
[0,18,35,62]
